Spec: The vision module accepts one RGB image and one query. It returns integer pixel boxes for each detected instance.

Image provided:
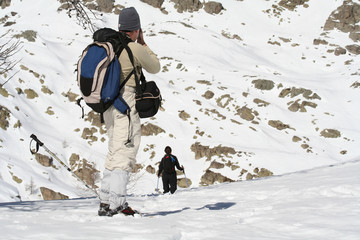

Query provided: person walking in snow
[158,146,184,194]
[98,7,161,217]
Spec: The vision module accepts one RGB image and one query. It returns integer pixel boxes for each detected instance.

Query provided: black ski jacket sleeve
[173,155,183,171]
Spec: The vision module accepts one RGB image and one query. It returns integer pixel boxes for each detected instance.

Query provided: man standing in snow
[98,7,161,216]
[158,146,184,194]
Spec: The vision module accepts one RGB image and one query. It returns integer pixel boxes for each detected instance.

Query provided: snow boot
[98,203,111,216]
[110,202,137,216]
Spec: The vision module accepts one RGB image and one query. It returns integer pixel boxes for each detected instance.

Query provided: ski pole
[183,169,189,188]
[30,134,100,199]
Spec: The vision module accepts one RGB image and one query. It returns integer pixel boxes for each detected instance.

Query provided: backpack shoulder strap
[119,45,137,91]
[122,42,146,94]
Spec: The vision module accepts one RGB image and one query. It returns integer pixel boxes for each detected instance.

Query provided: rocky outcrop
[35,153,53,167]
[324,1,360,42]
[171,0,203,13]
[40,187,69,200]
[0,0,11,9]
[236,106,258,122]
[141,123,165,136]
[268,120,293,131]
[279,87,321,100]
[324,1,360,33]
[141,0,164,8]
[95,0,114,13]
[177,177,192,188]
[200,169,234,186]
[69,153,99,188]
[278,0,309,11]
[320,129,341,138]
[0,105,10,130]
[171,0,223,14]
[252,79,275,91]
[204,1,224,14]
[191,142,236,160]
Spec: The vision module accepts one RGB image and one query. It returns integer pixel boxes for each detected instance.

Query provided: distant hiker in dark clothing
[158,146,184,194]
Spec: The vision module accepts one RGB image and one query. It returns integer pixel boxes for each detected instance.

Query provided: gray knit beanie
[118,7,141,31]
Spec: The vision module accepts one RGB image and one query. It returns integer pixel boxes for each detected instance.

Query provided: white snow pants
[100,86,141,209]
[100,169,129,209]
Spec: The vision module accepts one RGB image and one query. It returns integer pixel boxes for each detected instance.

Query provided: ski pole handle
[30,134,44,146]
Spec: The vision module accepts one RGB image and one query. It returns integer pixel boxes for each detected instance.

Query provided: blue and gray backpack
[77,28,135,121]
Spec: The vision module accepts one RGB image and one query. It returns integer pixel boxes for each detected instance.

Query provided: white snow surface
[1,160,360,240]
[0,0,360,239]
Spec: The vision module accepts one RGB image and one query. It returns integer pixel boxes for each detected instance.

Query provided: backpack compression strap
[122,45,146,94]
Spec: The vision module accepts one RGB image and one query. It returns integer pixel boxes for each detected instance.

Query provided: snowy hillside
[0,0,360,203]
[1,160,359,239]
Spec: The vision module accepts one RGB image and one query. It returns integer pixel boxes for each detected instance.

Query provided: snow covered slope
[1,160,359,239]
[0,0,359,201]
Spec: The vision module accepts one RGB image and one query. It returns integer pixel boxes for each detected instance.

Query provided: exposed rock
[351,81,360,88]
[41,85,53,95]
[0,0,11,9]
[257,168,273,178]
[202,90,214,99]
[279,87,321,100]
[45,106,55,115]
[40,187,69,200]
[0,84,9,97]
[96,0,114,13]
[141,0,164,8]
[179,110,191,121]
[209,161,225,169]
[313,38,329,45]
[246,172,254,180]
[171,0,203,13]
[200,169,234,186]
[141,123,165,136]
[24,89,38,99]
[62,90,78,102]
[177,177,192,188]
[324,1,360,33]
[320,129,341,138]
[204,1,224,14]
[268,120,292,130]
[222,31,243,41]
[191,142,236,160]
[279,0,309,11]
[345,44,360,54]
[203,108,226,120]
[301,143,309,149]
[14,30,37,42]
[288,99,317,112]
[349,32,360,42]
[334,46,347,56]
[292,136,302,142]
[132,163,144,173]
[0,105,10,130]
[216,94,233,108]
[253,98,270,107]
[69,153,99,188]
[35,153,53,167]
[252,79,275,90]
[236,106,257,121]
[81,127,98,143]
[146,165,156,174]
[197,80,212,85]
[84,111,105,134]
